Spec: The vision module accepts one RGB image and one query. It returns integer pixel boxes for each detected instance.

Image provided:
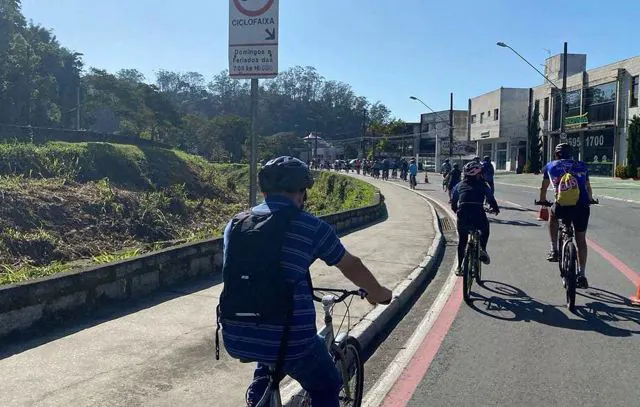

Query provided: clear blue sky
[21,0,640,122]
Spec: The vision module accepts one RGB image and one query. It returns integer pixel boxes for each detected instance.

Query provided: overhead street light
[409,95,454,168]
[496,42,560,90]
[497,40,569,137]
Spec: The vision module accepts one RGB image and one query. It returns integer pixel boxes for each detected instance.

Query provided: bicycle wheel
[335,337,364,406]
[462,244,473,304]
[563,241,577,311]
[474,241,483,285]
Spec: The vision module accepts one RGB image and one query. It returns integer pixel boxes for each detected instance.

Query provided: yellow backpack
[556,167,580,206]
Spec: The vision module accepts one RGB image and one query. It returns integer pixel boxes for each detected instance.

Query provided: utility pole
[361,109,367,158]
[560,42,568,139]
[449,92,454,157]
[76,86,81,130]
[249,78,258,207]
[416,113,423,164]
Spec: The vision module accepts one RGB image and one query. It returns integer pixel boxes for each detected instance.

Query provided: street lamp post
[410,95,454,171]
[497,41,568,137]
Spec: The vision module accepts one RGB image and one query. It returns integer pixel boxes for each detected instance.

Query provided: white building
[301,133,342,162]
[468,87,530,171]
[417,110,473,170]
[532,53,640,177]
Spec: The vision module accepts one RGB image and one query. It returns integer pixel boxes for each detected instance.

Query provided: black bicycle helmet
[258,156,314,193]
[555,143,572,159]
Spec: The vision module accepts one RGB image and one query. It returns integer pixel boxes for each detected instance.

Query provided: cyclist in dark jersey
[539,143,594,288]
[451,162,500,276]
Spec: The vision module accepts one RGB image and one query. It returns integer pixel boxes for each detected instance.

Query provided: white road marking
[361,264,458,407]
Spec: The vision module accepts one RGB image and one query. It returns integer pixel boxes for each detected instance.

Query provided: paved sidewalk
[0,180,436,407]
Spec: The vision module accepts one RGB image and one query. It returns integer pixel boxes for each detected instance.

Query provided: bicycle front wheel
[335,337,364,406]
[462,247,473,304]
[563,241,577,311]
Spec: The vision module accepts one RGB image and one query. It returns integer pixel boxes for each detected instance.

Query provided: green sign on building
[565,113,589,127]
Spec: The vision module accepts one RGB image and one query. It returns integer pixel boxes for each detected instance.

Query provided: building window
[586,81,616,123]
[496,142,508,171]
[494,108,499,120]
[534,99,540,115]
[631,75,639,107]
[471,114,477,123]
[543,97,549,120]
[487,111,491,119]
[480,112,484,123]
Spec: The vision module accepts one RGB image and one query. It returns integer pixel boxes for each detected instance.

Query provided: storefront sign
[565,113,588,127]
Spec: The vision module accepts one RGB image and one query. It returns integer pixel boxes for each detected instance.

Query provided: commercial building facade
[468,87,530,171]
[532,53,640,177]
[417,110,473,170]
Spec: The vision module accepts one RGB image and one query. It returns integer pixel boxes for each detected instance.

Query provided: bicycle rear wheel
[462,244,473,304]
[563,241,577,311]
[335,337,364,406]
[474,253,483,284]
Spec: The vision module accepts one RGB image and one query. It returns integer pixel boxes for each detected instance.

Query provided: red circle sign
[233,0,274,17]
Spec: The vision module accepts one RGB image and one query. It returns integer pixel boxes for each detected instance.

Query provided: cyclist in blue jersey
[482,156,495,194]
[408,158,418,186]
[451,161,500,276]
[222,157,393,407]
[539,143,594,288]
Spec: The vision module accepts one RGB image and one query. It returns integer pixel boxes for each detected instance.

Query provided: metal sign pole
[249,78,259,207]
[229,0,279,206]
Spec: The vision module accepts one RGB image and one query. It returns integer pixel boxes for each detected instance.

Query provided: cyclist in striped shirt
[222,156,392,407]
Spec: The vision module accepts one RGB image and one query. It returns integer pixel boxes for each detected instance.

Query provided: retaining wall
[0,192,385,341]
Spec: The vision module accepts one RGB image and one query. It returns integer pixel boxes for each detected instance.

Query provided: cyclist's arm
[484,185,499,212]
[539,166,550,202]
[450,185,459,212]
[335,251,390,303]
[585,169,593,201]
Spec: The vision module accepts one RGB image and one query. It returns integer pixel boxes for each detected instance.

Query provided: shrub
[615,165,629,179]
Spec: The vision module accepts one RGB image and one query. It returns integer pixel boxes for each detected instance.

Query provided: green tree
[527,103,542,173]
[627,115,640,178]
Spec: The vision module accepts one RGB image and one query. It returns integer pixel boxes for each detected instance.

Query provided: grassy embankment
[0,142,376,284]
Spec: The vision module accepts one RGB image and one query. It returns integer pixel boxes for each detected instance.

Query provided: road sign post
[229,0,279,206]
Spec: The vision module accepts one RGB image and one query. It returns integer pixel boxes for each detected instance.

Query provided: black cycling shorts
[552,204,590,233]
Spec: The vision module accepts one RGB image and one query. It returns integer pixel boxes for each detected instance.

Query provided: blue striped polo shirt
[221,194,346,362]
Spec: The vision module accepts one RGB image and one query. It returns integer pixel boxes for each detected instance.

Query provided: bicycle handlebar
[312,287,366,303]
[312,287,392,305]
[535,199,600,207]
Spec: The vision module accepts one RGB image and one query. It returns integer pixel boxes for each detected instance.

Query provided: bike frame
[256,292,357,407]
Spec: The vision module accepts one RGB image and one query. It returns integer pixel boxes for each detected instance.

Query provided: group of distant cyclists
[336,157,419,186]
[445,142,595,289]
[213,139,595,406]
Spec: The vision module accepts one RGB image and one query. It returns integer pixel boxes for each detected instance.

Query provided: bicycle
[534,199,599,311]
[252,288,369,407]
[409,173,417,189]
[442,173,450,192]
[462,207,497,304]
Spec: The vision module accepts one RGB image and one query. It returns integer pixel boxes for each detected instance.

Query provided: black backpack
[215,205,301,376]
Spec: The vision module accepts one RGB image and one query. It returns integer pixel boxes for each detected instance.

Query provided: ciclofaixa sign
[228,0,279,79]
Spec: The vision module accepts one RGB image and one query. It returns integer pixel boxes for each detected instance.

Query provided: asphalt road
[390,176,640,407]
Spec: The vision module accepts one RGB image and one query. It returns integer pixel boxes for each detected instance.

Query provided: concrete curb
[283,181,446,406]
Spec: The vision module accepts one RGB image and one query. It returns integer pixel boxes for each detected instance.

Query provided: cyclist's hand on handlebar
[366,286,393,306]
[590,198,599,205]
